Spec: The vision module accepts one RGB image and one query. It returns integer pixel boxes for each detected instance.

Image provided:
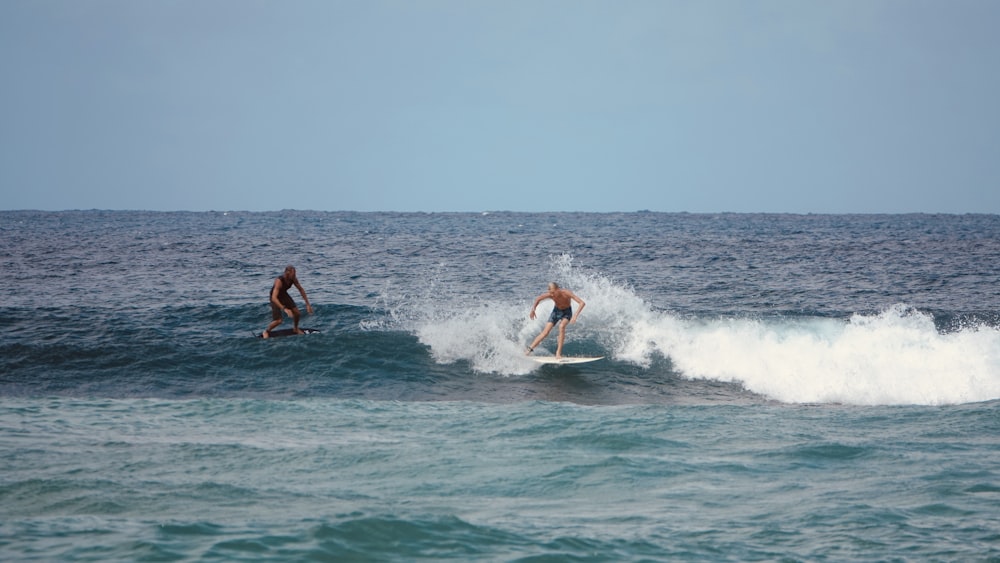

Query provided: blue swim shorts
[548,307,573,324]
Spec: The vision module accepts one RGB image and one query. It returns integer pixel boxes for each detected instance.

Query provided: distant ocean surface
[2,210,999,561]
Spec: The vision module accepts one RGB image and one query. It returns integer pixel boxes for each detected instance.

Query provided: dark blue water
[2,211,999,560]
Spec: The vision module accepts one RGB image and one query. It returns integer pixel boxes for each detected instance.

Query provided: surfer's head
[548,282,560,292]
[284,265,297,280]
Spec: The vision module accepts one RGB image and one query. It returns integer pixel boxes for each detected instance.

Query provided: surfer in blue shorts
[262,265,313,338]
[526,282,586,359]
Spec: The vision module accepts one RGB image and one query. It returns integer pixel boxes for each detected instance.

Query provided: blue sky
[2,0,998,213]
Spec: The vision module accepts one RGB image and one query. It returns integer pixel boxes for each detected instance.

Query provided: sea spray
[406,254,652,374]
[398,257,1000,405]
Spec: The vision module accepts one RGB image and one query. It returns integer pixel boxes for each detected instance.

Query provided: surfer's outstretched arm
[293,280,313,314]
[528,293,550,320]
[568,292,585,323]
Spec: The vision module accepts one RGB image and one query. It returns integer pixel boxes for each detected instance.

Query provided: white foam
[415,301,536,375]
[613,303,1000,406]
[391,256,1000,406]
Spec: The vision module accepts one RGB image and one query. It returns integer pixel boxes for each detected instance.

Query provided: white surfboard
[529,356,605,365]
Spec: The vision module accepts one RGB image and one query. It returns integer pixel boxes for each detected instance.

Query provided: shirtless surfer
[526,282,586,358]
[262,265,313,338]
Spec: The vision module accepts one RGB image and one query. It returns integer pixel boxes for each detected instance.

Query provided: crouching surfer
[262,265,313,338]
[526,282,586,359]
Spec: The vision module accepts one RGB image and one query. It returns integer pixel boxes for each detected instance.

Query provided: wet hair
[549,282,560,290]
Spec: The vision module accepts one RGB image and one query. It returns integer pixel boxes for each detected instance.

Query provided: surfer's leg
[555,320,569,358]
[527,322,555,354]
[263,318,282,338]
[291,306,303,334]
[264,304,284,338]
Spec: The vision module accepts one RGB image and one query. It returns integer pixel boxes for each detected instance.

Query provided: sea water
[1,211,999,561]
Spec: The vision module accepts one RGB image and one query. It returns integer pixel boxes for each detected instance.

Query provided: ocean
[2,210,999,561]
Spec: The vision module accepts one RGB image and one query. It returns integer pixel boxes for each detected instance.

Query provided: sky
[1,0,998,213]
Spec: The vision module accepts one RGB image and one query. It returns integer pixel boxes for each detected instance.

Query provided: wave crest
[396,258,1000,406]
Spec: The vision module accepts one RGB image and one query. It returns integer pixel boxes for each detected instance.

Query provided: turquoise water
[2,211,999,560]
[4,398,999,561]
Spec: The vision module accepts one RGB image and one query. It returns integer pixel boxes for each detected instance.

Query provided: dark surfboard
[256,328,320,339]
